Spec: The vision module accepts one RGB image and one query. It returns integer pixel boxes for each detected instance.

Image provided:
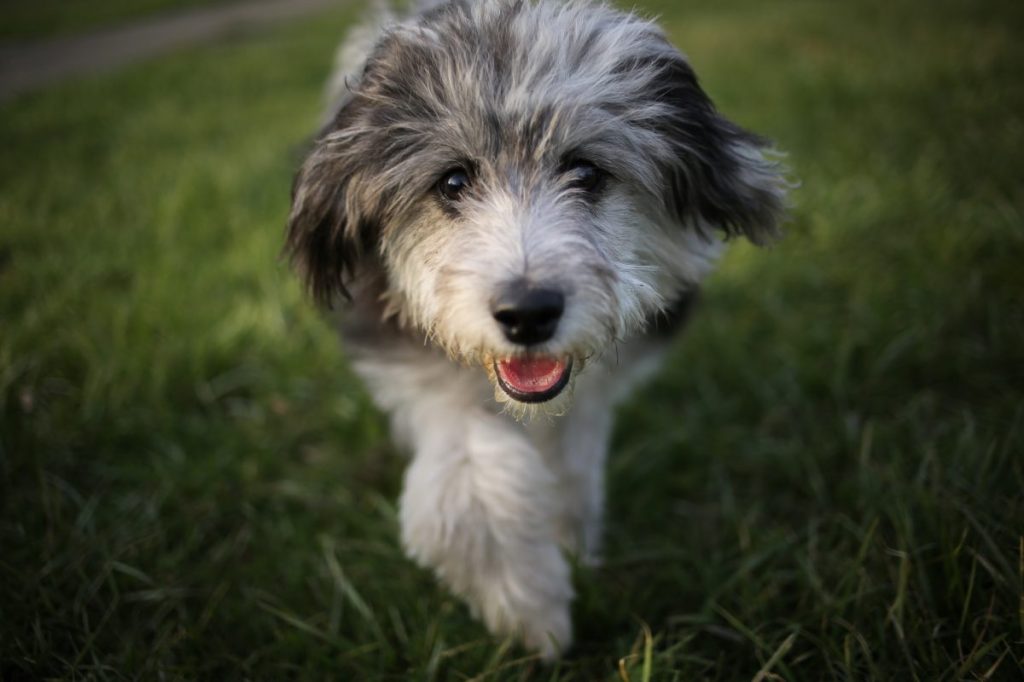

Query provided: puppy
[285,0,786,659]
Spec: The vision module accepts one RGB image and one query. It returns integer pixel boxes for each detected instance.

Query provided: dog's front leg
[397,401,573,659]
[551,393,614,565]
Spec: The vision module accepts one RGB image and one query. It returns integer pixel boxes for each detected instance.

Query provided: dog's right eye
[438,169,471,202]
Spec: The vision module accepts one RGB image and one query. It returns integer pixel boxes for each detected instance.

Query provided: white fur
[346,325,667,657]
[290,0,787,660]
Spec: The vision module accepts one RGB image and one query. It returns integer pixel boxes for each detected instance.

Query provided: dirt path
[0,0,342,103]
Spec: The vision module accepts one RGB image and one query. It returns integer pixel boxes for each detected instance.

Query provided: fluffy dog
[285,0,787,659]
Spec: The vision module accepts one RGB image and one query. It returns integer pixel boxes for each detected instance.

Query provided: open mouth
[494,356,572,403]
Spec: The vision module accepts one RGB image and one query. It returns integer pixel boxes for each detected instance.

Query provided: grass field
[2,0,1023,679]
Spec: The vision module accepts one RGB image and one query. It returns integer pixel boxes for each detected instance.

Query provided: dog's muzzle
[490,282,571,402]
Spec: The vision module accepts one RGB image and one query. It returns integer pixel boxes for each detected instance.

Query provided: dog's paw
[478,590,573,660]
[556,517,604,569]
[579,549,604,568]
[471,552,574,660]
[518,601,573,661]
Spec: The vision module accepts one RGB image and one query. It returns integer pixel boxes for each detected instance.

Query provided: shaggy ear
[651,55,788,244]
[285,125,375,306]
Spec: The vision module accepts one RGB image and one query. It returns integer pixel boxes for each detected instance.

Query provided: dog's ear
[286,148,351,305]
[285,106,376,306]
[649,54,788,244]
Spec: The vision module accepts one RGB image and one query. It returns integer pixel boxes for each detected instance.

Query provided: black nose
[492,285,565,345]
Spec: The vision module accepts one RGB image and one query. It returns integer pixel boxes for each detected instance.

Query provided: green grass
[2,0,1023,679]
[0,0,240,40]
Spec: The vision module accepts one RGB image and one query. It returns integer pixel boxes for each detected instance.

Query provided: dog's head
[286,0,787,413]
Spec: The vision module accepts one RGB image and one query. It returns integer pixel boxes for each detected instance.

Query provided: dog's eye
[564,160,605,195]
[438,168,471,202]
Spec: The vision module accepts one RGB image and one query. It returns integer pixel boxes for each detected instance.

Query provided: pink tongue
[497,357,567,393]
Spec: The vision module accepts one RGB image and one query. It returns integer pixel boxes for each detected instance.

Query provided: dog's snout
[492,285,565,345]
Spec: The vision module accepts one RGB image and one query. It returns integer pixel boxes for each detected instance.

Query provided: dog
[285,0,787,659]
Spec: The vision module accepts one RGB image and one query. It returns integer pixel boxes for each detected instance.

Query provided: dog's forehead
[363,0,676,159]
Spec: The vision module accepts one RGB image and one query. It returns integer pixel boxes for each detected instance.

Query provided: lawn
[1,0,1022,679]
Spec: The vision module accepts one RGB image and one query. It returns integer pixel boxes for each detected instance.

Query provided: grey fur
[283,0,789,658]
[286,0,785,305]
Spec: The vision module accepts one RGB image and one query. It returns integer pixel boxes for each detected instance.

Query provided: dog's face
[287,0,786,412]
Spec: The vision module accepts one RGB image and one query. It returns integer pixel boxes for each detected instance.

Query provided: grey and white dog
[286,0,787,659]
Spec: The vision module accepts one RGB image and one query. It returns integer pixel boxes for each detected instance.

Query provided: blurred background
[1,0,1022,679]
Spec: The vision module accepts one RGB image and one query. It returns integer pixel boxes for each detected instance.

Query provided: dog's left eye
[438,168,471,202]
[564,160,605,195]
